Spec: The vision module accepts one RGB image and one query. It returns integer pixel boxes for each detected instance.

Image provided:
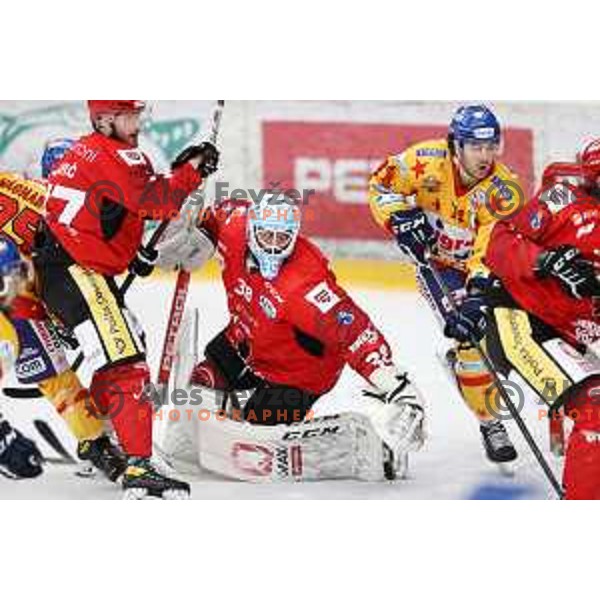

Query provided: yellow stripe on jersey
[68,265,138,363]
[495,307,567,400]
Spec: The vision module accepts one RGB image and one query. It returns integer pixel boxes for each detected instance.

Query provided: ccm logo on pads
[305,282,340,314]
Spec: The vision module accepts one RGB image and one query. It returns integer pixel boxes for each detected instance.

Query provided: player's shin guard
[90,362,153,458]
[454,344,498,421]
[38,369,104,441]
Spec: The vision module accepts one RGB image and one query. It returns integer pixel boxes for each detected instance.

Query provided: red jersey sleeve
[283,266,394,383]
[97,147,202,220]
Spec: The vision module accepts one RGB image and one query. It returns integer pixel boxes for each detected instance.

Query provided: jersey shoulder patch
[116,148,147,166]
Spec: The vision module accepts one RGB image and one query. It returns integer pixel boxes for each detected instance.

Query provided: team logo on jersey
[305,281,341,314]
[416,148,447,158]
[336,310,354,325]
[116,149,146,166]
[259,295,277,320]
[529,209,545,230]
[421,175,440,193]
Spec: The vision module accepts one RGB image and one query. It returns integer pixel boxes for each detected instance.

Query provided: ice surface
[0,278,559,499]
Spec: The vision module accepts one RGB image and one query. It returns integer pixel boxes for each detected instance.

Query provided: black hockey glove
[172,141,220,178]
[535,244,600,300]
[0,417,43,479]
[443,278,490,344]
[128,245,158,278]
[389,208,437,265]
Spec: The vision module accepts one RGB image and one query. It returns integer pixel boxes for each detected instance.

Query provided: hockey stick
[154,101,225,408]
[419,259,565,499]
[34,419,77,464]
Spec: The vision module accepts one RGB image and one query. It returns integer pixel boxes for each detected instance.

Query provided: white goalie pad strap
[195,410,387,482]
[156,219,215,271]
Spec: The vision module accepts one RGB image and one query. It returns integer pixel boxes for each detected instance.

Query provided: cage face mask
[247,194,301,280]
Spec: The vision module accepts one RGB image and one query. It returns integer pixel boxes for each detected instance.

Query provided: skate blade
[123,487,190,500]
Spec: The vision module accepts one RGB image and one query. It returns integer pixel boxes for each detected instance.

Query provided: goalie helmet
[41,138,74,178]
[247,194,301,280]
[0,236,27,307]
[449,104,501,146]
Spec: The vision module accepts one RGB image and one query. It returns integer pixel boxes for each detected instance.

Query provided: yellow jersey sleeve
[0,311,19,382]
[368,147,419,232]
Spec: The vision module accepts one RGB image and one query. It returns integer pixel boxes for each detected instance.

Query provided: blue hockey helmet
[41,138,74,178]
[247,193,301,280]
[449,105,501,146]
[0,236,27,306]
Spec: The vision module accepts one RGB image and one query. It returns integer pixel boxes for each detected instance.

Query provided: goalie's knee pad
[38,369,104,442]
[453,344,497,421]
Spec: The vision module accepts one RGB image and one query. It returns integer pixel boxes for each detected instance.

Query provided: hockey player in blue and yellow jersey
[0,236,44,478]
[369,105,523,466]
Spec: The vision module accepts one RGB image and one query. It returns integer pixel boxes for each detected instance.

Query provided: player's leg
[485,303,600,497]
[34,233,189,498]
[561,377,600,499]
[418,265,516,463]
[12,317,126,481]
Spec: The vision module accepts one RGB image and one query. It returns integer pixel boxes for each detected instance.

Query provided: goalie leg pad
[196,410,387,482]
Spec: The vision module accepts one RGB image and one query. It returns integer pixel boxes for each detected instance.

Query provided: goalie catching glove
[363,365,426,454]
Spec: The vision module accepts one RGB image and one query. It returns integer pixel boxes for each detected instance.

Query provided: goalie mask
[247,194,301,280]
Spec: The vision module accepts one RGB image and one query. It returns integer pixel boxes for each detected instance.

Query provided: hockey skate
[122,458,191,500]
[480,420,517,475]
[77,435,127,482]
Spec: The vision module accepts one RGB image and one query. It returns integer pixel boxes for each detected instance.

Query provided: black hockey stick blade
[33,419,77,464]
[3,386,44,399]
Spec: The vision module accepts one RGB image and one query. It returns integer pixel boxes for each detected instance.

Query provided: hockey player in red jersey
[155,193,426,481]
[484,138,600,499]
[33,100,220,499]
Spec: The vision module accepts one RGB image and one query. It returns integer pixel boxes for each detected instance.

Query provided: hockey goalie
[153,194,427,483]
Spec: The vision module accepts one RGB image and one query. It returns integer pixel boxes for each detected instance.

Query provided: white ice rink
[0,277,561,499]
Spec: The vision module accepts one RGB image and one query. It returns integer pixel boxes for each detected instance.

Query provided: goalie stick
[419,258,565,499]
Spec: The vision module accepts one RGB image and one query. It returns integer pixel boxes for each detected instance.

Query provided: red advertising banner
[263,121,534,240]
